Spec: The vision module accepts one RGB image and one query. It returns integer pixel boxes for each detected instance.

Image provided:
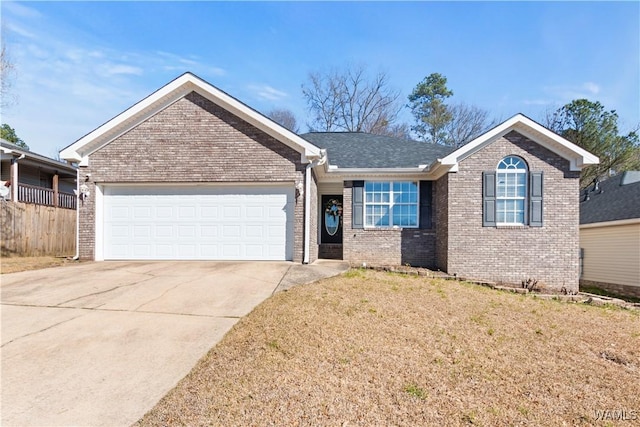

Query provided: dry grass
[137,269,640,426]
[0,256,74,274]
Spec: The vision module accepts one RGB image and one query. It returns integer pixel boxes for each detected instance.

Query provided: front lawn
[137,269,639,426]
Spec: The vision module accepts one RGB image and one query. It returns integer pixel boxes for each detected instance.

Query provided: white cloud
[542,81,603,102]
[103,64,144,76]
[2,2,42,19]
[523,99,553,106]
[582,82,600,95]
[4,22,37,39]
[248,84,288,101]
[208,66,226,76]
[1,6,230,156]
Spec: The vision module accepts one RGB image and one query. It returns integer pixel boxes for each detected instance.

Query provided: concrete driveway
[1,260,348,426]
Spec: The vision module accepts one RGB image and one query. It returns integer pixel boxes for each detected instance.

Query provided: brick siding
[79,91,306,261]
[441,131,581,292]
[342,182,437,268]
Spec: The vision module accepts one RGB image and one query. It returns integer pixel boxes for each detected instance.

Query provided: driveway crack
[55,275,156,306]
[132,277,200,312]
[1,314,86,348]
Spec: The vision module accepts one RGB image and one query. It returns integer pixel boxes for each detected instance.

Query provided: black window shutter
[529,171,543,227]
[419,181,433,229]
[483,171,496,226]
[352,181,364,229]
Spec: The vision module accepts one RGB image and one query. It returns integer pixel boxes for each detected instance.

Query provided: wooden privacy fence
[1,200,76,257]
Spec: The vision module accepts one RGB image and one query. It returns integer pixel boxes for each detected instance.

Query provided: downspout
[72,166,80,260]
[303,150,327,264]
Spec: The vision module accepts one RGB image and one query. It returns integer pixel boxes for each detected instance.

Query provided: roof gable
[60,73,322,165]
[429,114,599,178]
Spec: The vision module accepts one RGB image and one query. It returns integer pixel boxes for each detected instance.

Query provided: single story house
[579,172,640,298]
[1,139,77,209]
[60,73,598,292]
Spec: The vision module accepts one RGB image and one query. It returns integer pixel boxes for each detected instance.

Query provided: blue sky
[1,1,638,158]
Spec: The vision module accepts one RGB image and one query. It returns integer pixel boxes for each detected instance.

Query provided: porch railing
[16,183,77,210]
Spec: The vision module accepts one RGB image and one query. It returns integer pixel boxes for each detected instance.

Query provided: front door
[321,195,343,244]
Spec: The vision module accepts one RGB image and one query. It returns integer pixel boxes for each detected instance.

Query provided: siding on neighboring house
[78,91,306,261]
[441,131,581,292]
[580,222,640,297]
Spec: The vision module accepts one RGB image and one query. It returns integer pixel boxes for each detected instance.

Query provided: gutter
[72,167,80,260]
[303,150,327,264]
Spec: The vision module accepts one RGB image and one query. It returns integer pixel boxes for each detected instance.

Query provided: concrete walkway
[1,260,348,427]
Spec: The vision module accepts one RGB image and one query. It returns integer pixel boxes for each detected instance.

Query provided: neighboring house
[1,139,77,209]
[60,73,598,292]
[579,172,640,298]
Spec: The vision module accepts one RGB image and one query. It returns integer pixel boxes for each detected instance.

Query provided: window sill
[495,224,528,229]
[363,226,419,231]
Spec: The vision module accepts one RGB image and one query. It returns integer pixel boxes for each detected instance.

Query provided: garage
[100,185,294,261]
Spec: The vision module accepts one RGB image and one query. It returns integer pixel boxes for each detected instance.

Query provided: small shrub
[522,278,539,291]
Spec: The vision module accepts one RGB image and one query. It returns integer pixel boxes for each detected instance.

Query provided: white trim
[95,184,104,261]
[303,152,327,263]
[580,218,640,229]
[304,166,312,264]
[428,114,599,179]
[60,73,322,164]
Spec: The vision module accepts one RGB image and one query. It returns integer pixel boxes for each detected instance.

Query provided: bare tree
[267,108,300,133]
[445,103,497,147]
[302,64,402,134]
[377,122,412,140]
[1,42,17,110]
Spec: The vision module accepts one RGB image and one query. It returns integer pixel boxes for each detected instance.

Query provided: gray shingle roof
[580,171,640,224]
[300,132,455,168]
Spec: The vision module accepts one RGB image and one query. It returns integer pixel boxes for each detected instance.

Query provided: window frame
[495,156,528,226]
[363,180,419,229]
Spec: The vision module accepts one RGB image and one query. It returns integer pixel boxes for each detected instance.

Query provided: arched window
[496,156,528,224]
[483,156,543,227]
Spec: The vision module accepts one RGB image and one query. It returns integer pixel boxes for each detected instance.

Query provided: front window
[496,156,527,224]
[364,181,418,227]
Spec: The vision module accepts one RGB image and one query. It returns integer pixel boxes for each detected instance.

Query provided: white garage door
[102,185,294,261]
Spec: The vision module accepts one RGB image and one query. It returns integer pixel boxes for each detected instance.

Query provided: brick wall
[342,182,437,268]
[435,174,449,270]
[79,91,305,261]
[442,131,581,292]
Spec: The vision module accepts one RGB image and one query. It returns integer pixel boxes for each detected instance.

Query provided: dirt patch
[137,269,640,426]
[0,256,75,274]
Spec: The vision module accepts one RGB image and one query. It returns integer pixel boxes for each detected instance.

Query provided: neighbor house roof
[580,171,640,225]
[59,72,323,165]
[300,132,454,169]
[1,139,76,175]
